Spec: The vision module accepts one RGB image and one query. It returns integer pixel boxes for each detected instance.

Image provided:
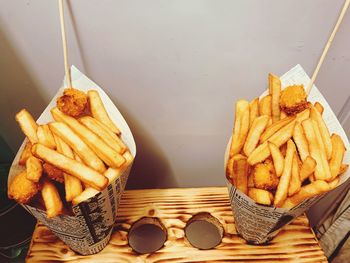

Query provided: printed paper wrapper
[224,64,350,244]
[8,66,136,255]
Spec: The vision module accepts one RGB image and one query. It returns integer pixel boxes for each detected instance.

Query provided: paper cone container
[224,64,350,244]
[8,66,136,255]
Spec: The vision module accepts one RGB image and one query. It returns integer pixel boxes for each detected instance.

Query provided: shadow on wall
[0,26,46,153]
[111,99,177,189]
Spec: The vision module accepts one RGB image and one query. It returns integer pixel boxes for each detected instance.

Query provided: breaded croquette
[279,85,309,115]
[57,88,88,117]
[43,163,64,183]
[8,171,40,204]
[253,159,279,190]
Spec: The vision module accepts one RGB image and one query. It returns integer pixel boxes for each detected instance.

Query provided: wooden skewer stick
[306,0,350,95]
[58,0,72,88]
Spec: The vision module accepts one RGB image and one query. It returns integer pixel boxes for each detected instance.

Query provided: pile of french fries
[226,74,348,208]
[9,89,133,218]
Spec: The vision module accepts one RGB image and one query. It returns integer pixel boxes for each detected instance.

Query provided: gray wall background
[1,0,349,190]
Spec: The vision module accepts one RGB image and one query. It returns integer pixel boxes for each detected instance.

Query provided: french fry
[230,154,248,194]
[37,124,56,150]
[49,122,106,173]
[260,116,295,143]
[293,122,309,162]
[274,140,295,207]
[280,111,288,119]
[259,95,272,117]
[226,157,234,181]
[32,144,108,191]
[79,116,127,154]
[300,156,317,182]
[248,188,273,206]
[340,164,349,175]
[88,90,121,135]
[15,109,38,144]
[54,134,83,202]
[288,155,301,196]
[314,102,324,115]
[302,119,331,181]
[268,142,284,177]
[26,156,43,182]
[51,107,126,168]
[243,115,269,156]
[41,179,63,218]
[248,120,296,165]
[19,141,32,165]
[269,73,281,123]
[229,100,250,157]
[329,134,346,181]
[295,108,310,122]
[247,172,255,188]
[249,98,259,127]
[282,180,330,209]
[328,177,340,190]
[310,106,332,160]
[72,151,133,205]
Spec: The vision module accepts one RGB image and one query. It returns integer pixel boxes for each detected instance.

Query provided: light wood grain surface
[26,187,327,262]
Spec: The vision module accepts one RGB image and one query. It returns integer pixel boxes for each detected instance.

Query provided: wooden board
[26,187,327,262]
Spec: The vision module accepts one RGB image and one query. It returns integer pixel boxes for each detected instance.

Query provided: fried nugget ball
[279,85,309,115]
[43,163,64,183]
[8,171,40,204]
[253,160,279,190]
[57,88,88,117]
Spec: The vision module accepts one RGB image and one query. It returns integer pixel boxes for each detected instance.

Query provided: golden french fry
[248,188,273,206]
[248,120,296,165]
[269,73,281,123]
[51,107,126,168]
[300,156,317,182]
[37,124,56,149]
[295,108,310,122]
[259,95,272,117]
[72,151,133,205]
[314,102,324,115]
[41,179,63,218]
[72,188,99,206]
[243,115,270,156]
[310,106,332,160]
[226,157,234,181]
[247,172,255,188]
[16,109,38,144]
[229,100,250,157]
[293,122,309,162]
[329,134,346,181]
[88,90,121,135]
[282,180,330,209]
[328,177,340,190]
[274,140,295,207]
[249,98,259,127]
[280,111,288,119]
[339,164,349,175]
[302,119,331,181]
[54,134,83,202]
[49,122,106,173]
[260,116,295,143]
[26,156,43,183]
[268,142,284,177]
[32,144,108,191]
[79,116,127,154]
[229,154,248,194]
[288,155,301,196]
[19,141,32,166]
